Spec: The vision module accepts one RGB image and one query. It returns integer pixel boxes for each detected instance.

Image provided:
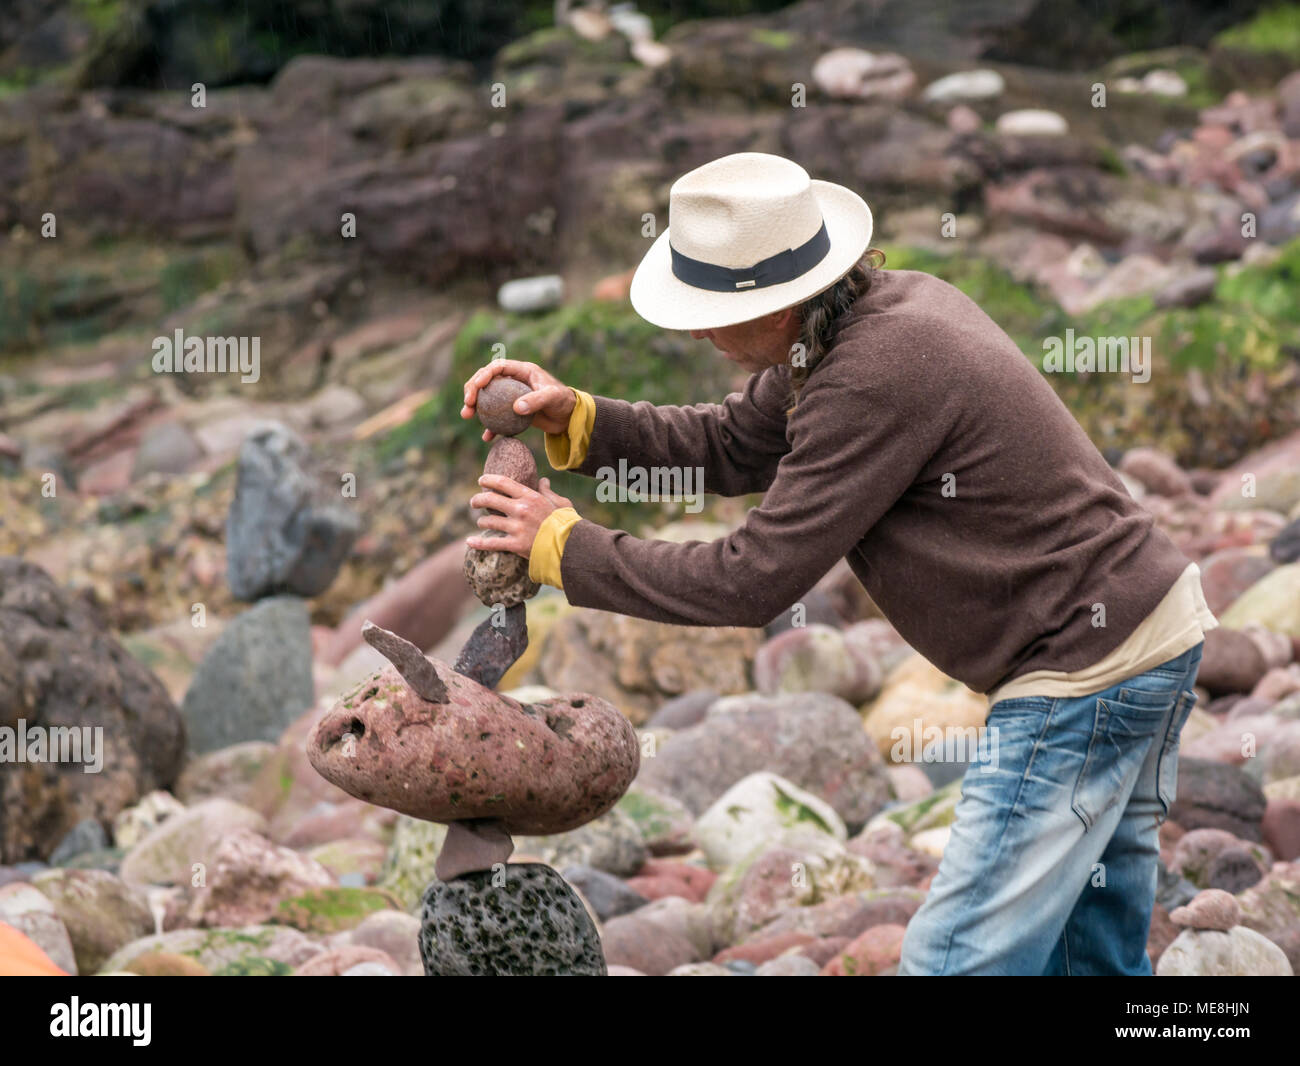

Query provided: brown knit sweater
[558,268,1191,695]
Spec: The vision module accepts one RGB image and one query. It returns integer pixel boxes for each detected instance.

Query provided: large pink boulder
[307,660,639,835]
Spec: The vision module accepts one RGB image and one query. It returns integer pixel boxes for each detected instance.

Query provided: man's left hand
[467,475,573,557]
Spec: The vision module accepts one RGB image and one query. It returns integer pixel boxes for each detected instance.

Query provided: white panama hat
[629,152,874,331]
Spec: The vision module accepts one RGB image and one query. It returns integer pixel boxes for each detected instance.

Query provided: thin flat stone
[361,621,448,703]
[434,820,515,881]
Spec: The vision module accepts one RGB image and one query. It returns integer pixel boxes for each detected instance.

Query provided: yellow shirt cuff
[529,506,582,590]
[544,388,596,471]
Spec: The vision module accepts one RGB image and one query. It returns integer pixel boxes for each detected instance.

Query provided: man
[462,152,1216,975]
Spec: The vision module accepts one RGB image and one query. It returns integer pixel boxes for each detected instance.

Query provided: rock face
[419,863,605,976]
[307,660,639,835]
[179,595,316,753]
[225,423,360,601]
[0,558,185,863]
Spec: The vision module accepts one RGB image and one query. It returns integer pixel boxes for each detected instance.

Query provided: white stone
[995,109,1069,136]
[812,48,916,101]
[1156,927,1293,976]
[694,771,846,871]
[497,275,564,313]
[923,69,1005,103]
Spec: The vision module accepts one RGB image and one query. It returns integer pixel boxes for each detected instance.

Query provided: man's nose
[690,330,710,340]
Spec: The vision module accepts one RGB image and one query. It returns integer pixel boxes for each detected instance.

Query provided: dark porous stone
[419,863,605,976]
[476,378,532,437]
[463,533,539,607]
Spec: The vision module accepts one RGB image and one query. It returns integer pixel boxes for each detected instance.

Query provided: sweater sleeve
[556,354,945,628]
[566,365,793,498]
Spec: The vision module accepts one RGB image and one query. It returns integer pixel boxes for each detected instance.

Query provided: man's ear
[770,307,799,329]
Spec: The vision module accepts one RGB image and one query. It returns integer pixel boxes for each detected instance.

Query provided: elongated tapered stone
[453,603,529,689]
[360,621,448,703]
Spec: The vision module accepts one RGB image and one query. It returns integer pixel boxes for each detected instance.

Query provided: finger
[470,490,519,513]
[466,531,527,554]
[466,360,540,397]
[475,513,513,533]
[482,428,494,443]
[477,473,529,497]
[514,384,565,417]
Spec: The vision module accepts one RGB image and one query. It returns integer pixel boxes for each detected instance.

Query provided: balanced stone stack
[182,424,359,753]
[306,381,640,975]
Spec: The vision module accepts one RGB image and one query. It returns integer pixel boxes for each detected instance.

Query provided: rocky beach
[1,0,1300,979]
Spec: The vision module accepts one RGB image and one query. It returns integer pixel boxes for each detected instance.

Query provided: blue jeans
[898,642,1203,975]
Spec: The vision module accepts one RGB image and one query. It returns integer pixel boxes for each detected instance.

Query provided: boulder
[420,863,605,976]
[1198,547,1277,615]
[1167,758,1268,841]
[31,868,154,974]
[862,654,989,763]
[694,772,846,872]
[822,922,906,976]
[119,798,266,886]
[538,608,762,725]
[0,882,77,975]
[308,662,639,835]
[98,924,324,976]
[637,692,891,829]
[752,624,882,704]
[179,596,316,753]
[1197,627,1270,695]
[1220,565,1300,637]
[519,805,647,877]
[178,828,335,928]
[600,912,699,976]
[1156,926,1292,976]
[1236,861,1300,971]
[225,423,360,601]
[0,558,185,863]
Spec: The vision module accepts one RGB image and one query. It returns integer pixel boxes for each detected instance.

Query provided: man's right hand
[461,360,577,441]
